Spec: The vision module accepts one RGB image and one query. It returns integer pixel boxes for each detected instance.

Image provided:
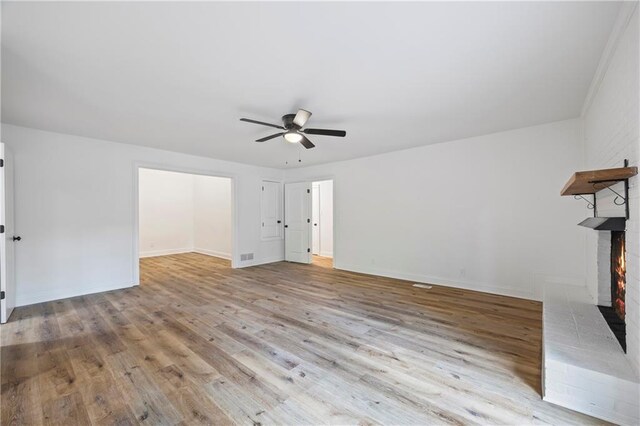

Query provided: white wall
[1,124,284,306]
[138,169,232,259]
[139,168,195,257]
[583,5,639,376]
[193,174,232,259]
[313,180,334,258]
[286,119,587,300]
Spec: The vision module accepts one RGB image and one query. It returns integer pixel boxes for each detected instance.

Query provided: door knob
[284,225,288,228]
[12,236,21,241]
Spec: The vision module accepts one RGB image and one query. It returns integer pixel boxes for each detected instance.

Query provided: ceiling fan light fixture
[239,109,345,150]
[284,131,303,143]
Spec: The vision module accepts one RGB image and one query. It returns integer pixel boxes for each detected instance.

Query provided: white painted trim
[139,247,232,260]
[193,248,232,260]
[335,262,537,301]
[139,248,194,258]
[319,251,333,258]
[581,2,639,116]
[16,281,135,307]
[132,162,238,288]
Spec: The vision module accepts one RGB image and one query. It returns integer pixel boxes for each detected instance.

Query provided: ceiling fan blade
[255,132,284,142]
[240,118,284,130]
[299,135,315,149]
[303,128,346,137]
[293,109,312,128]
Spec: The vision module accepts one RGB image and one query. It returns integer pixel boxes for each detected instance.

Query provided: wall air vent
[240,253,254,261]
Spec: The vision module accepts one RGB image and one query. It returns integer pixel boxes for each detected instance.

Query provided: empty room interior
[1,1,639,425]
[138,168,233,271]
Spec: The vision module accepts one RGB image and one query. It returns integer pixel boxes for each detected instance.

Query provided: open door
[0,143,16,323]
[284,182,312,263]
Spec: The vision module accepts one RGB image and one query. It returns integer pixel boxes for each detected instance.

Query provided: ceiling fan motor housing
[282,114,298,130]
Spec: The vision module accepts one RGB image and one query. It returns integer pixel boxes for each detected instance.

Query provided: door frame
[285,175,335,266]
[132,162,239,286]
[0,142,16,323]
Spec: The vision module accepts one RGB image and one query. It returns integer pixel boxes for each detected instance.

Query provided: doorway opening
[137,168,233,283]
[311,180,333,268]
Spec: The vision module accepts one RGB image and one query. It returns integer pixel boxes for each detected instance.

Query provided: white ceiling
[1,1,621,169]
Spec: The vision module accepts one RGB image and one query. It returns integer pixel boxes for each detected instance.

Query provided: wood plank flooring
[1,253,605,425]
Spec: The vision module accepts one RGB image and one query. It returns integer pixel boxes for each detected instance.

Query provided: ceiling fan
[240,109,346,149]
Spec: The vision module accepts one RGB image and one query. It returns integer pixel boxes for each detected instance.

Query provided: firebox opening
[598,230,626,352]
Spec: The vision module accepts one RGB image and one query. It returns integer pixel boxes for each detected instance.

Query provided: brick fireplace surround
[542,4,640,425]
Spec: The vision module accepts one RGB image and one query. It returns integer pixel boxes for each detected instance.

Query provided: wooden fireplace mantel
[560,166,638,196]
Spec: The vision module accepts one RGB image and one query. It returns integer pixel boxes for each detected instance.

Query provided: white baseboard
[139,247,193,258]
[16,281,136,307]
[334,262,537,301]
[193,248,232,260]
[319,251,333,258]
[17,248,232,307]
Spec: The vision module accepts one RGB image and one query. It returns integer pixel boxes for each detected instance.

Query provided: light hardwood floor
[1,253,604,425]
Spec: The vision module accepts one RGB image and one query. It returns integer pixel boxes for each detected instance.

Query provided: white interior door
[1,143,17,323]
[261,181,282,239]
[284,182,312,263]
[312,184,320,255]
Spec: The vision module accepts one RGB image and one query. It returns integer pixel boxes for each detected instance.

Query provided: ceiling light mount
[282,114,298,130]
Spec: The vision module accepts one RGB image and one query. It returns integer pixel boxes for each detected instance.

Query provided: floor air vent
[413,284,433,289]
